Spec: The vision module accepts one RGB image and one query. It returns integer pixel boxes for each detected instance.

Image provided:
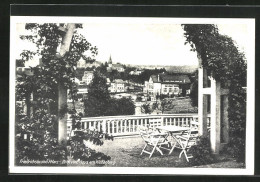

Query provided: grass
[151,97,198,114]
[68,136,245,168]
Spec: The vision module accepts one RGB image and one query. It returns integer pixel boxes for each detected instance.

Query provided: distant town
[16,55,198,116]
[68,55,198,115]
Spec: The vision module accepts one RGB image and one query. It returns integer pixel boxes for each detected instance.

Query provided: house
[77,57,102,68]
[74,83,89,101]
[82,71,94,85]
[16,67,34,76]
[109,79,127,93]
[144,74,191,98]
[129,69,143,75]
[107,55,125,73]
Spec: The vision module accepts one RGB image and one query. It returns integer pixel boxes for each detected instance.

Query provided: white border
[9,16,255,175]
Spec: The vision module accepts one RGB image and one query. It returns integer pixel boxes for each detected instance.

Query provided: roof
[108,55,112,64]
[112,64,124,69]
[150,74,191,84]
[113,79,125,84]
[161,74,191,84]
[77,84,89,89]
[84,71,94,74]
[150,75,161,83]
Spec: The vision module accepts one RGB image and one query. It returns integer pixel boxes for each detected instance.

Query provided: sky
[14,18,253,67]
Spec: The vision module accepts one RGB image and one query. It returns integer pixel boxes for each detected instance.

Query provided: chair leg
[179,149,189,162]
[149,145,156,158]
[169,142,176,154]
[141,144,147,155]
[155,146,163,155]
[183,150,189,162]
[179,150,184,158]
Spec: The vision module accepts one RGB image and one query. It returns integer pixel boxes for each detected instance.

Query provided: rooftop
[150,74,191,84]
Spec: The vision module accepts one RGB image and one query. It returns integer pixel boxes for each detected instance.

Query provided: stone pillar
[222,95,229,143]
[198,67,208,136]
[210,78,221,154]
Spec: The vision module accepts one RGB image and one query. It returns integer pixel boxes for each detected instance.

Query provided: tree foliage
[84,72,135,117]
[152,99,175,114]
[141,103,153,114]
[15,23,112,165]
[182,24,247,162]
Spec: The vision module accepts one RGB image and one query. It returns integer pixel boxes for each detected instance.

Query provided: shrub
[188,135,216,166]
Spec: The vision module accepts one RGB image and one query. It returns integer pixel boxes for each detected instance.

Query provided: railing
[68,114,211,137]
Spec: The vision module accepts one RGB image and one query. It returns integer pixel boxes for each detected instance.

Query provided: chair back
[190,117,199,130]
[148,118,162,130]
[179,129,198,148]
[139,126,152,141]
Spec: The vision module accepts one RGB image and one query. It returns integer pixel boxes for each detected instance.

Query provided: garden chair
[148,118,163,131]
[175,129,198,162]
[191,117,211,133]
[139,126,171,158]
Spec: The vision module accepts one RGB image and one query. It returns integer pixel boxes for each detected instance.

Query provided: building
[109,79,127,93]
[82,71,94,85]
[107,55,125,73]
[144,74,191,98]
[77,57,102,68]
[129,69,143,75]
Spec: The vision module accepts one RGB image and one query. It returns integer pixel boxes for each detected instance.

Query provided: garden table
[156,126,189,154]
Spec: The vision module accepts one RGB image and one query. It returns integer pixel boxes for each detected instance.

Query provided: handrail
[67,113,209,121]
[67,113,211,138]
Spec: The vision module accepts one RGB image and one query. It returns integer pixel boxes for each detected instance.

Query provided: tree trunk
[58,23,76,144]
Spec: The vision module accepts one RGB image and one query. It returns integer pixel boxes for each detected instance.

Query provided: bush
[68,130,111,162]
[188,135,216,166]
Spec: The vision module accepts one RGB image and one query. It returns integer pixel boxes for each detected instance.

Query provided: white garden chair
[175,129,198,162]
[139,126,171,158]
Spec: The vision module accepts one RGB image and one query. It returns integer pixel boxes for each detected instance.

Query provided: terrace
[67,114,244,168]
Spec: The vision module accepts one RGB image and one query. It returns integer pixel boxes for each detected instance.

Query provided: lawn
[68,136,245,168]
[151,97,198,114]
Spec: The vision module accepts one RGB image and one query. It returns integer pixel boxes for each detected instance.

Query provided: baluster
[107,120,111,134]
[161,117,164,126]
[103,119,107,134]
[111,120,114,134]
[116,120,119,133]
[124,120,127,133]
[127,119,130,132]
[93,121,95,128]
[84,121,87,130]
[98,121,101,132]
[132,119,135,132]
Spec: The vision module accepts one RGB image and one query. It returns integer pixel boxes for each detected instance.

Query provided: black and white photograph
[9,16,255,175]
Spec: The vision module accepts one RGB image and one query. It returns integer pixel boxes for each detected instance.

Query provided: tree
[182,24,247,162]
[152,99,175,114]
[15,23,112,165]
[84,71,135,116]
[84,72,111,117]
[109,97,135,116]
[141,103,153,114]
